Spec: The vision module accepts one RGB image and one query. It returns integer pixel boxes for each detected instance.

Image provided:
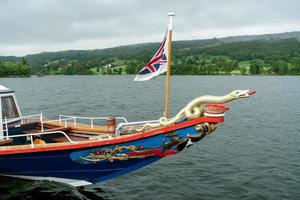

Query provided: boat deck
[0,119,117,151]
[44,121,110,133]
[0,115,226,155]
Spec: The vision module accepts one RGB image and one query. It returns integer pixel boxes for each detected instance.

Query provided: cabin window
[1,96,19,119]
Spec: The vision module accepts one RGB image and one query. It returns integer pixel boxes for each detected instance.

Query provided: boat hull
[0,117,223,186]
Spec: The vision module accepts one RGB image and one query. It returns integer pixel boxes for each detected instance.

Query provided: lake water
[0,75,299,200]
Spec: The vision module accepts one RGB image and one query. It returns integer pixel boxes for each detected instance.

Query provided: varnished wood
[70,130,111,135]
[40,127,71,132]
[0,141,74,151]
[0,139,12,146]
[52,135,89,142]
[164,30,173,118]
[43,121,109,133]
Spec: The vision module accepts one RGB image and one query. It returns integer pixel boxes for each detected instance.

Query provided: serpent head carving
[229,89,256,99]
[137,89,256,131]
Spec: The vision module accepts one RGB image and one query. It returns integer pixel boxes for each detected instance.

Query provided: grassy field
[238,61,251,74]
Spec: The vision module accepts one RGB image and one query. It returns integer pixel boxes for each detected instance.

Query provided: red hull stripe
[128,149,177,157]
[0,117,224,155]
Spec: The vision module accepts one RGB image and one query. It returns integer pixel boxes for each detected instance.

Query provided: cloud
[0,0,299,56]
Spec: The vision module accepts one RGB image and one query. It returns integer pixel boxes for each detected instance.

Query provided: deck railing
[15,113,128,131]
[3,113,129,140]
[20,114,41,124]
[115,119,159,135]
[1,113,160,147]
[1,114,41,139]
[5,131,77,148]
[58,114,128,128]
[3,117,9,140]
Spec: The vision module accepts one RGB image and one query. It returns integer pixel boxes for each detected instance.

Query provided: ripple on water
[0,76,299,200]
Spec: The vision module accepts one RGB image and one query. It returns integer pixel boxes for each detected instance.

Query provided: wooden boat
[0,14,255,186]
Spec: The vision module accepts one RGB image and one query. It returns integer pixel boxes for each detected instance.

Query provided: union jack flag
[134,31,168,81]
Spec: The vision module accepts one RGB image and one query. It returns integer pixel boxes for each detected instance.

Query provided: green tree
[118,68,123,75]
[61,65,74,75]
[21,57,27,65]
[240,67,247,75]
[107,68,112,75]
[290,57,300,74]
[125,62,137,74]
[249,59,264,74]
[272,60,289,75]
[0,61,31,77]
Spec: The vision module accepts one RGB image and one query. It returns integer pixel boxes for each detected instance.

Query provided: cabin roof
[0,85,14,94]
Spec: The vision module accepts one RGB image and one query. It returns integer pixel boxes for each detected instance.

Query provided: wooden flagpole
[164,12,175,118]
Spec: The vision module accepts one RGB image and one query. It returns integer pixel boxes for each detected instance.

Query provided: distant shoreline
[1,74,299,78]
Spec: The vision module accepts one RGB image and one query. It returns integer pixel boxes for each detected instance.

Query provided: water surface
[0,76,299,200]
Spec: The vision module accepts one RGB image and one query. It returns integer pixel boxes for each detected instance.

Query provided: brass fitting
[195,123,218,134]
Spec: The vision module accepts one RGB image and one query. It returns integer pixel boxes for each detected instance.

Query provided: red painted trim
[128,149,177,157]
[0,117,224,155]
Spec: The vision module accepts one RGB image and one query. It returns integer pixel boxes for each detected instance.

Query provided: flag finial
[168,12,175,31]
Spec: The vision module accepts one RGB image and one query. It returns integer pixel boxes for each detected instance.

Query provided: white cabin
[0,85,22,139]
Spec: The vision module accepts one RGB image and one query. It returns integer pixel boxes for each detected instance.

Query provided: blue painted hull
[0,123,210,185]
[0,149,161,183]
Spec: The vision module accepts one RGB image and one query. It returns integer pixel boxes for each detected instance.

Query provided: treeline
[124,38,300,75]
[124,57,239,75]
[248,58,300,75]
[39,60,93,75]
[0,58,31,77]
[198,38,300,75]
[1,35,300,76]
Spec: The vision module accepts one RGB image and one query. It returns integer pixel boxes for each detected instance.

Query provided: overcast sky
[0,0,299,56]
